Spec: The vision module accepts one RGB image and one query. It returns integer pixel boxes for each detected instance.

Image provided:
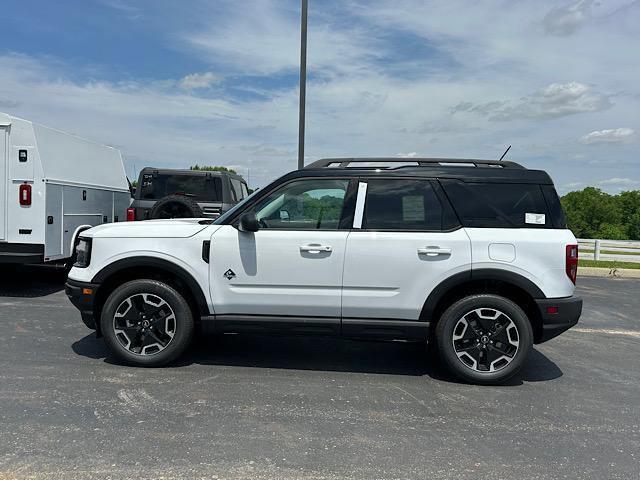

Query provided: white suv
[66,158,582,384]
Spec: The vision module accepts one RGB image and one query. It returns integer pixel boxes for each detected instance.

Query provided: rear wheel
[150,194,203,219]
[435,294,532,384]
[101,279,194,367]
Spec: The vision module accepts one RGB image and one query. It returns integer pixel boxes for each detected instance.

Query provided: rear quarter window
[541,185,567,228]
[440,180,553,228]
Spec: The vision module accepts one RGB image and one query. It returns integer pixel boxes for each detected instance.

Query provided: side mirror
[238,211,259,232]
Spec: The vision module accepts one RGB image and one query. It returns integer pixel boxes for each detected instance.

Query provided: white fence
[577,238,640,263]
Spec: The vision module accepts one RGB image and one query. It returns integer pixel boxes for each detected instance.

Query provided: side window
[254,179,349,230]
[363,179,443,230]
[441,180,551,228]
[230,178,245,202]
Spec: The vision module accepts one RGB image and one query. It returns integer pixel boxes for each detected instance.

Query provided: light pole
[297,0,308,170]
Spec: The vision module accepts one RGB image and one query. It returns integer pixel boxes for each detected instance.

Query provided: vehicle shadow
[72,332,563,385]
[0,264,66,298]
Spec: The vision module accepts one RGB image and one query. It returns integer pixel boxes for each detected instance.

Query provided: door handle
[300,244,332,254]
[418,246,451,256]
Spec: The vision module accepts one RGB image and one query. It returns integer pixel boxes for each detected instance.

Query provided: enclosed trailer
[0,113,131,264]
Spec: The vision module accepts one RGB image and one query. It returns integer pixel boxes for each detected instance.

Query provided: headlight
[74,237,92,268]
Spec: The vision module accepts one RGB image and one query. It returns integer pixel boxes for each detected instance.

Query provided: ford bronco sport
[66,158,581,384]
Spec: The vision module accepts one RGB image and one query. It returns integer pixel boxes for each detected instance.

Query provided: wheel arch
[421,269,545,342]
[91,257,210,336]
[68,225,93,258]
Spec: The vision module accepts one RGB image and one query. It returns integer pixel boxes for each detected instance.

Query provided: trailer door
[0,127,6,241]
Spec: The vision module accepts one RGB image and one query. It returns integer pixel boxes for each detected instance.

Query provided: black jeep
[129,168,249,220]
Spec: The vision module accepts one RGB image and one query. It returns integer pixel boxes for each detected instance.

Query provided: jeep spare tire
[150,194,203,219]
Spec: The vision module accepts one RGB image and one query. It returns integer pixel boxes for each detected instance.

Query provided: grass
[579,259,640,270]
[580,249,639,256]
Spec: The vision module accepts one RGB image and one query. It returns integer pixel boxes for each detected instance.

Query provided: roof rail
[304,158,525,170]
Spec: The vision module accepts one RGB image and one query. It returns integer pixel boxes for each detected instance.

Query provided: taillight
[566,244,578,284]
[126,207,136,221]
[19,183,32,206]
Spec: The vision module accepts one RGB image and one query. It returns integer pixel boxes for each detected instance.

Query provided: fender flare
[421,268,545,321]
[69,225,93,258]
[91,256,210,315]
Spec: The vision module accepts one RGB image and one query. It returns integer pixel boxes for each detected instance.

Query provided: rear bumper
[65,279,100,331]
[0,243,44,264]
[535,295,582,343]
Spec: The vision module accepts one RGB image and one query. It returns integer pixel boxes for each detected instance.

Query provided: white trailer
[0,112,131,265]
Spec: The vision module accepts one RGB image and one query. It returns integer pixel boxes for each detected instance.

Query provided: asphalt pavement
[0,266,638,479]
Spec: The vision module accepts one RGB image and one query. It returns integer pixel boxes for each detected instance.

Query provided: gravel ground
[0,266,638,479]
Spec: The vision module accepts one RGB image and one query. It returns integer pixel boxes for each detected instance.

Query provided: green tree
[560,187,640,240]
[561,187,621,238]
[627,211,640,240]
[190,164,237,174]
[599,223,628,240]
[618,191,640,238]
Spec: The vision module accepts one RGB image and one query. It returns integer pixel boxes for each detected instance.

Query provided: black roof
[139,167,245,180]
[305,157,525,169]
[296,157,553,184]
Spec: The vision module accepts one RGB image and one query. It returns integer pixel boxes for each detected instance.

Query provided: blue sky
[0,0,638,191]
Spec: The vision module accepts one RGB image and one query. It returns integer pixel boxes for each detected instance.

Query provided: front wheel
[100,279,194,367]
[435,294,533,385]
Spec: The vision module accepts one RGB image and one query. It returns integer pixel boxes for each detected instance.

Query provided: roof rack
[304,158,525,170]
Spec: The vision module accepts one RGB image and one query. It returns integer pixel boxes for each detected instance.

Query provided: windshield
[213,189,260,224]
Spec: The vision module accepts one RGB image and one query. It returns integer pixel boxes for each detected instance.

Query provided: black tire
[150,194,203,219]
[435,294,533,385]
[100,279,194,367]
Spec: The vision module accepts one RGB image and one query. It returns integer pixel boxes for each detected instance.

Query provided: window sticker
[525,213,545,225]
[402,195,424,222]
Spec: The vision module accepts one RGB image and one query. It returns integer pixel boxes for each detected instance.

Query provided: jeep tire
[150,194,203,219]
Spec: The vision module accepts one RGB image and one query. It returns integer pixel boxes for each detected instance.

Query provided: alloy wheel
[451,307,520,373]
[113,293,176,356]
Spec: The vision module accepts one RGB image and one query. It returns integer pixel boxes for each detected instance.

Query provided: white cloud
[453,82,611,121]
[1,0,639,191]
[543,0,592,36]
[98,0,143,20]
[581,128,635,144]
[0,54,300,187]
[178,72,218,90]
[395,152,419,158]
[182,0,381,77]
[598,177,640,187]
[595,177,640,192]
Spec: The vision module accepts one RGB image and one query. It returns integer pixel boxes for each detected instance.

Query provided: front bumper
[65,279,100,331]
[0,243,45,264]
[535,295,582,343]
